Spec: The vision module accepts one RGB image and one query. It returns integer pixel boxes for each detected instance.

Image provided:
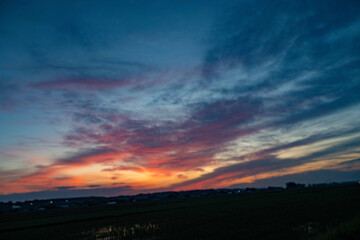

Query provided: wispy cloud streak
[1,0,360,200]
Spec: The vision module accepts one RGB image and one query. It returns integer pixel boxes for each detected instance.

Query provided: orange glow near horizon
[2,145,359,196]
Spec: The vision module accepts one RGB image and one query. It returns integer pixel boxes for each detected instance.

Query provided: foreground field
[1,184,360,240]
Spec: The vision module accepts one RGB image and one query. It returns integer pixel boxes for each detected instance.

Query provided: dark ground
[1,184,360,240]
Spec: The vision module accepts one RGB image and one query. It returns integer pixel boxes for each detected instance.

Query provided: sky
[0,0,360,201]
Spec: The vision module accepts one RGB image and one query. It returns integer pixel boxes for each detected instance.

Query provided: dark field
[1,184,360,240]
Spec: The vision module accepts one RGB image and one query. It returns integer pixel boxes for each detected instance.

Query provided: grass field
[1,184,360,240]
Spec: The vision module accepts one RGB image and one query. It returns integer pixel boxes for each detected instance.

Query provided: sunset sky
[1,0,360,201]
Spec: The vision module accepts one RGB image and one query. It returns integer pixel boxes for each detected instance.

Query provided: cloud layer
[0,0,359,200]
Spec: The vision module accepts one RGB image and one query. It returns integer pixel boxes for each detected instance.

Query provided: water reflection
[81,222,159,240]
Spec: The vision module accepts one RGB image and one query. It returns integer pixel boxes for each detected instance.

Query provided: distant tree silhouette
[245,187,257,192]
[286,182,297,188]
[286,182,305,189]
